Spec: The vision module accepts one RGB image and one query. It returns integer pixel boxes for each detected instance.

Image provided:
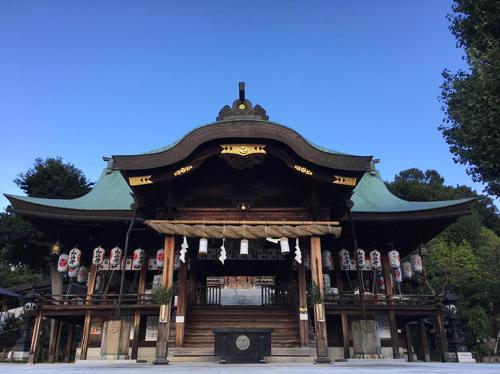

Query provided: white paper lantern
[156,248,165,268]
[92,246,105,266]
[322,250,333,270]
[369,249,382,270]
[279,237,290,254]
[132,248,145,270]
[402,261,413,280]
[410,254,423,273]
[68,247,81,268]
[110,246,122,268]
[68,266,79,278]
[77,266,88,283]
[199,238,208,255]
[57,253,69,272]
[338,249,350,270]
[376,273,386,291]
[393,267,402,283]
[356,249,366,267]
[240,239,249,256]
[388,250,400,269]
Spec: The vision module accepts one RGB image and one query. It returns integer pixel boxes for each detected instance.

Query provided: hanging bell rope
[146,220,341,239]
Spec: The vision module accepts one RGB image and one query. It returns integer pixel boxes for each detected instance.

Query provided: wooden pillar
[310,236,330,363]
[187,254,197,306]
[131,263,147,359]
[64,324,75,363]
[420,319,431,362]
[297,261,309,347]
[27,312,43,364]
[341,311,350,359]
[404,323,415,362]
[388,311,400,359]
[79,264,97,360]
[175,259,188,347]
[382,256,394,296]
[47,319,60,363]
[435,312,449,362]
[154,235,175,364]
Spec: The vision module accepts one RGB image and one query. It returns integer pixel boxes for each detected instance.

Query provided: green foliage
[461,305,492,355]
[439,0,500,197]
[14,157,92,199]
[149,285,176,305]
[310,281,324,304]
[0,265,43,288]
[0,312,22,351]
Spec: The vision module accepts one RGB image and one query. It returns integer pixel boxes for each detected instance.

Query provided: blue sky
[0,1,494,209]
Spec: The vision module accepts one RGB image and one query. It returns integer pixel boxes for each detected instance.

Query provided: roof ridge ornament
[216,82,269,121]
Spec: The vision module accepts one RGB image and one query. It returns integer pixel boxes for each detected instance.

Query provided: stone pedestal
[351,320,382,359]
[11,312,35,361]
[100,320,131,360]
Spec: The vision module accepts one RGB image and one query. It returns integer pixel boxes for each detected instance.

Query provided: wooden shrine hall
[5,83,475,364]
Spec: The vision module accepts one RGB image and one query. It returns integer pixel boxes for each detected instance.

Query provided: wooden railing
[189,285,221,305]
[323,293,441,308]
[261,285,290,306]
[36,293,157,310]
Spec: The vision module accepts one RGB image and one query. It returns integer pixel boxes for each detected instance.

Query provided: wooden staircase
[176,305,301,348]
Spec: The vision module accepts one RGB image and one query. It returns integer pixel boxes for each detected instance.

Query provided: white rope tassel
[294,238,302,264]
[179,236,188,263]
[219,238,227,265]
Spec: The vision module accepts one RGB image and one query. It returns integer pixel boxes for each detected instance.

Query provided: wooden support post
[154,236,175,365]
[388,311,400,359]
[420,319,431,362]
[382,256,394,296]
[64,324,75,363]
[404,323,415,362]
[187,253,197,306]
[435,312,449,362]
[48,318,60,363]
[175,259,188,347]
[131,263,147,359]
[297,261,309,347]
[27,312,43,364]
[79,264,97,360]
[310,236,330,363]
[341,311,350,359]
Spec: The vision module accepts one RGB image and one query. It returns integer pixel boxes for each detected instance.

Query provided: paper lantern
[77,266,88,283]
[369,249,382,270]
[338,249,350,270]
[92,246,105,266]
[199,238,208,255]
[410,254,423,273]
[57,253,69,272]
[402,261,413,280]
[110,246,122,268]
[376,273,386,291]
[279,238,290,254]
[68,266,79,278]
[68,247,81,268]
[393,267,402,283]
[356,249,366,267]
[388,250,400,269]
[240,239,249,256]
[322,250,333,270]
[156,249,165,268]
[132,248,145,270]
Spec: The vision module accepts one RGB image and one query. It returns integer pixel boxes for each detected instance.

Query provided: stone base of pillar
[152,358,169,365]
[100,320,131,360]
[9,350,30,361]
[351,320,382,359]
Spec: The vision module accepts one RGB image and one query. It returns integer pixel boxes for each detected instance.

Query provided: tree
[439,0,500,197]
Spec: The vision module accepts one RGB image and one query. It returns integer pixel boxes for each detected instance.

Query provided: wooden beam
[435,312,449,362]
[27,312,43,364]
[420,318,431,362]
[388,311,400,359]
[154,235,175,364]
[310,236,330,363]
[64,324,74,363]
[297,261,309,347]
[47,318,60,363]
[341,311,350,359]
[79,264,97,360]
[404,323,415,362]
[175,259,188,347]
[131,263,147,359]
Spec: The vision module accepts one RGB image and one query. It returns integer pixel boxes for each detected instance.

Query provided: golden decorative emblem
[293,165,313,176]
[238,103,246,110]
[333,175,357,187]
[173,165,193,176]
[129,175,153,186]
[220,144,266,157]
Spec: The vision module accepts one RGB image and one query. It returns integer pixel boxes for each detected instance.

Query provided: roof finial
[239,82,245,102]
[216,82,269,121]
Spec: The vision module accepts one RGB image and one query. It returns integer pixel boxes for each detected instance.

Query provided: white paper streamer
[266,237,280,244]
[219,238,227,264]
[180,236,188,263]
[294,238,302,264]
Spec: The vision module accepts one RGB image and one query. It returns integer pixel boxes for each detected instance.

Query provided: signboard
[145,316,158,341]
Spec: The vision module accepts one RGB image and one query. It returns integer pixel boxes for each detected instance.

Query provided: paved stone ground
[1,362,499,374]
